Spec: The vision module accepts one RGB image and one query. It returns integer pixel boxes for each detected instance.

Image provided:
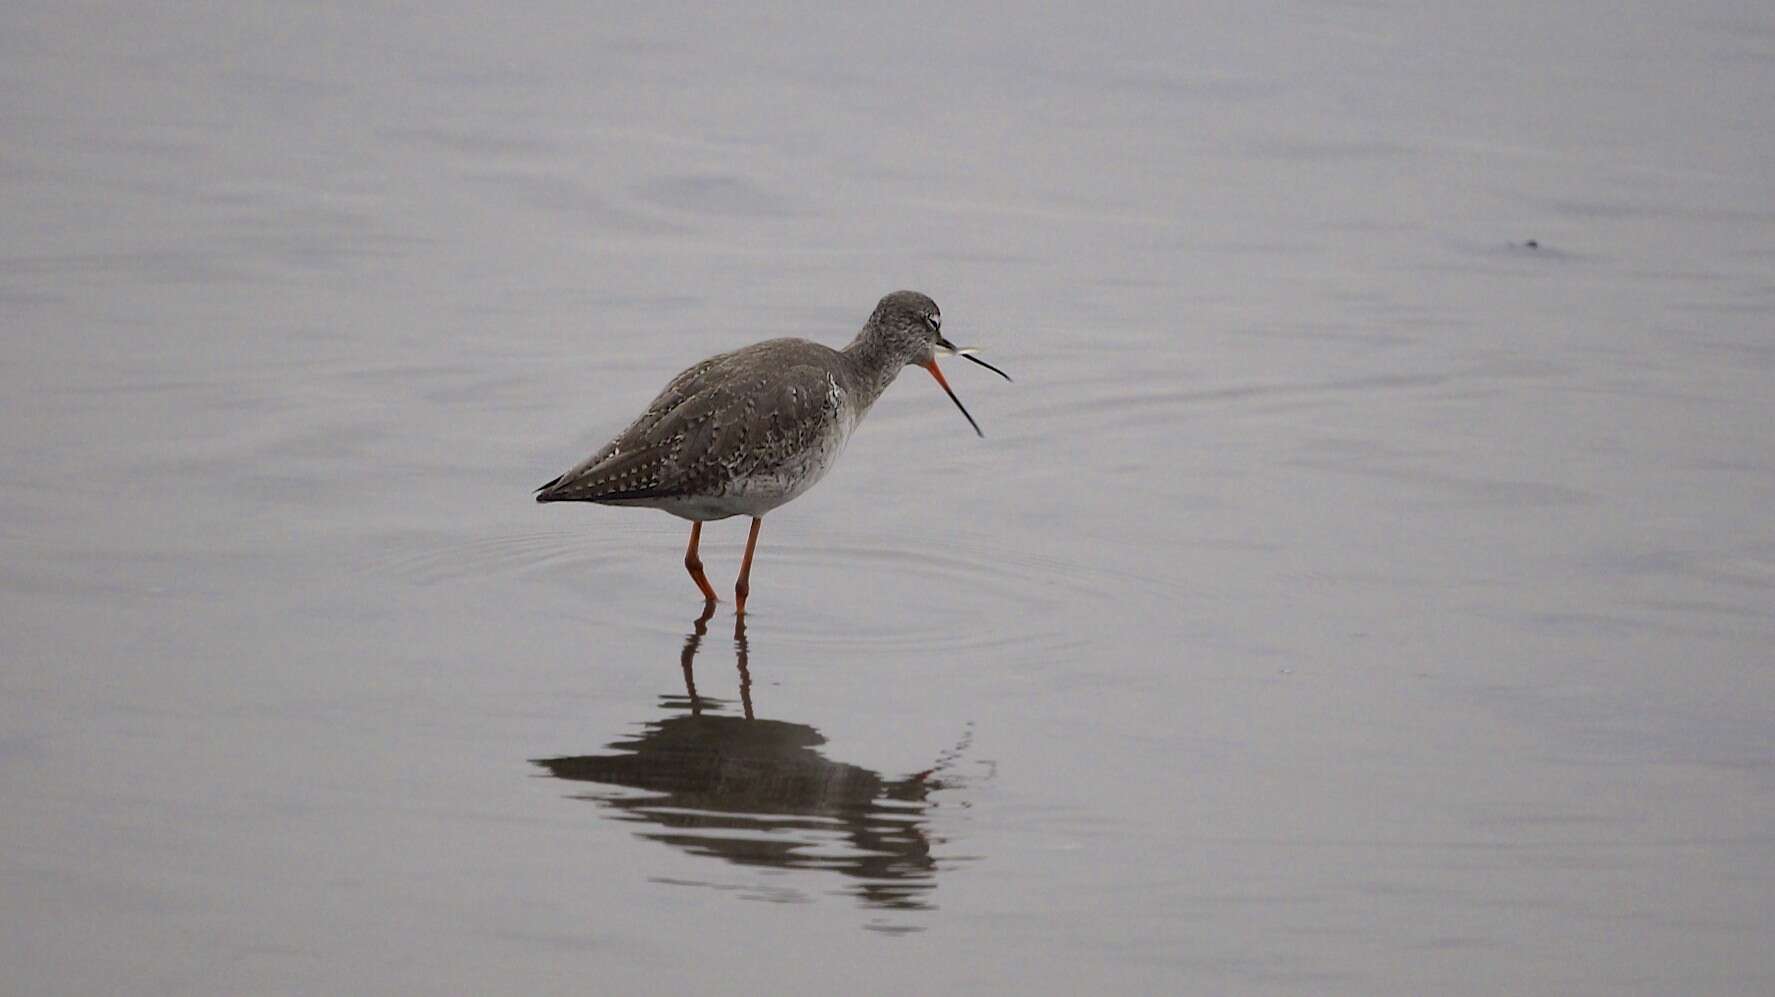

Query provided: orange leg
[734,517,763,615]
[684,522,718,603]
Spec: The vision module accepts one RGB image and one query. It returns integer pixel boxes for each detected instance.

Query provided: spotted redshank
[535,290,1009,613]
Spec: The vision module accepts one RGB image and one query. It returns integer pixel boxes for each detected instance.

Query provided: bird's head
[862,290,1011,436]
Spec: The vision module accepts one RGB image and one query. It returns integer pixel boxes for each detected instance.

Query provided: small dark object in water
[1522,239,1539,249]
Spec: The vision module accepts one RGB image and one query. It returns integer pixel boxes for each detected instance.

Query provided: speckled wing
[535,342,844,504]
[533,351,731,502]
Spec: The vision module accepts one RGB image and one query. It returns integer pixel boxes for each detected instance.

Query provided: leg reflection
[734,612,753,720]
[680,601,717,716]
[680,602,753,717]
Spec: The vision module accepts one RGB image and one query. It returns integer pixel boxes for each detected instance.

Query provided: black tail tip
[534,475,563,502]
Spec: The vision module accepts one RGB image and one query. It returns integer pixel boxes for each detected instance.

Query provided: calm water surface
[3,2,1773,993]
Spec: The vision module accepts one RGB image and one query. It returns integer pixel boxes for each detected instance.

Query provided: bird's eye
[924,314,941,331]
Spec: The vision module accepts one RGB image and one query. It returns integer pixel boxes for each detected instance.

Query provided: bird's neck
[840,330,906,413]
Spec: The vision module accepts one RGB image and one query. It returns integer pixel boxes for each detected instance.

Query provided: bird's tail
[534,475,566,502]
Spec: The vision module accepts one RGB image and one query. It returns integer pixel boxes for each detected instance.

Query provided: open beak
[925,336,1012,438]
[935,335,1014,382]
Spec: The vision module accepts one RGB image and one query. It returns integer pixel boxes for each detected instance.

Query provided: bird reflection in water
[533,606,972,923]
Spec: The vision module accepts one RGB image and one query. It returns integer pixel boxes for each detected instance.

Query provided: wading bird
[535,290,1009,613]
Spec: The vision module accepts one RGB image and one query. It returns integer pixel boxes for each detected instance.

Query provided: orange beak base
[921,358,984,437]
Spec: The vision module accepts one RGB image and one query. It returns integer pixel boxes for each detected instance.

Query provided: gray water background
[3,2,1773,993]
